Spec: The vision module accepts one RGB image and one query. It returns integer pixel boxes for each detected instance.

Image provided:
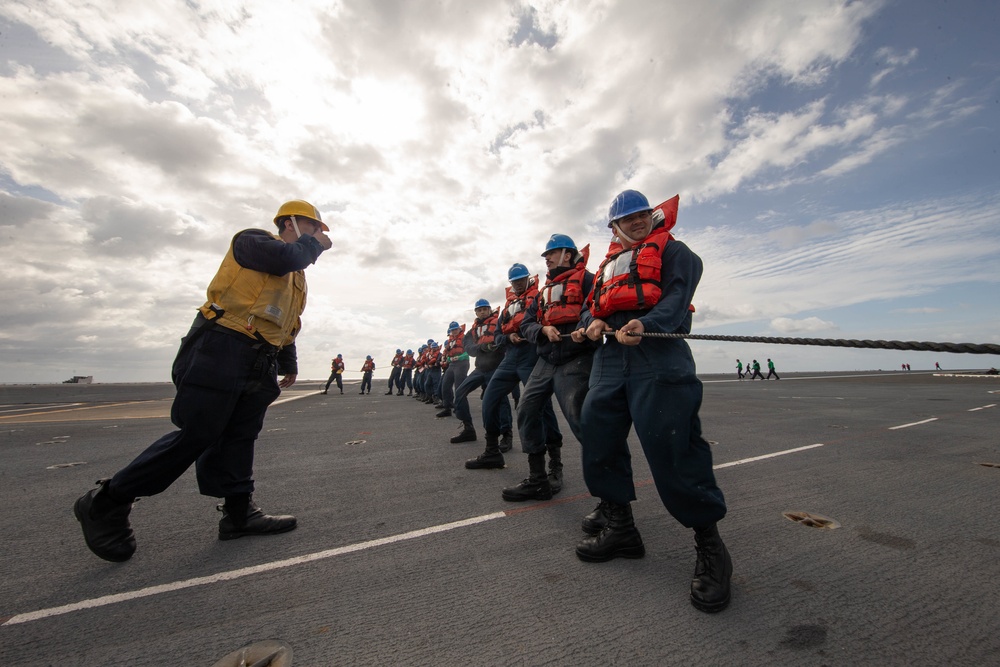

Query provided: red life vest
[331,359,344,372]
[426,347,441,367]
[402,353,415,369]
[539,245,590,326]
[500,278,539,335]
[444,325,466,359]
[391,352,403,367]
[473,310,499,345]
[590,225,675,319]
[361,359,375,372]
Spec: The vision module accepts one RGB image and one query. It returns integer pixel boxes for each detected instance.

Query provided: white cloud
[770,316,837,334]
[0,0,996,380]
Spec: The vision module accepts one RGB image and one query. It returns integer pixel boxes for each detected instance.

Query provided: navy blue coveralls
[108,229,325,500]
[578,238,726,529]
[453,319,512,432]
[482,312,562,443]
[517,269,598,454]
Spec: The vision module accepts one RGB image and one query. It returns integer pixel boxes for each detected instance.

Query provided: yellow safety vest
[199,232,307,348]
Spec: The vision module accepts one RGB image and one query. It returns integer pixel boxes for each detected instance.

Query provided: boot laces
[694,544,712,577]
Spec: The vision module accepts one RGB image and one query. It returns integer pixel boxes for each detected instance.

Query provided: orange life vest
[500,278,539,335]
[402,353,415,369]
[539,245,590,326]
[390,352,403,367]
[444,325,467,360]
[590,224,697,318]
[473,310,499,345]
[361,359,375,372]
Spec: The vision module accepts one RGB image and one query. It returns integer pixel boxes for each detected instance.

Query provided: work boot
[408,390,413,396]
[73,479,136,562]
[384,390,393,395]
[575,501,645,562]
[690,523,733,613]
[465,433,505,469]
[321,390,327,395]
[436,408,452,418]
[450,421,477,443]
[501,453,551,502]
[218,495,297,541]
[581,500,610,535]
[547,443,563,494]
[397,390,404,396]
[499,431,513,452]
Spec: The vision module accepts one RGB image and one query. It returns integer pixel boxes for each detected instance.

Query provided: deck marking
[967,404,996,412]
[888,417,939,430]
[714,443,825,469]
[1,512,506,626]
[1,442,826,627]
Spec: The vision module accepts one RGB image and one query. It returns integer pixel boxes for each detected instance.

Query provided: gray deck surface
[1,370,998,666]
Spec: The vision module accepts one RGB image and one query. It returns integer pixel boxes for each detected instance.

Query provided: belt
[209,321,279,352]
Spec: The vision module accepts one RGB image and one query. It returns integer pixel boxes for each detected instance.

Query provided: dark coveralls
[387,354,403,392]
[424,349,443,400]
[482,322,562,443]
[579,239,727,529]
[440,335,470,410]
[517,270,598,455]
[325,360,344,392]
[108,229,324,500]
[399,355,414,393]
[454,319,512,432]
[360,361,375,393]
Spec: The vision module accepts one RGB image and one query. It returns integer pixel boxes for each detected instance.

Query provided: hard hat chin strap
[289,215,302,238]
[613,220,648,247]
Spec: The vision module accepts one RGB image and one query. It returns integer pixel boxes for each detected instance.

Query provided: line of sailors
[357,189,733,613]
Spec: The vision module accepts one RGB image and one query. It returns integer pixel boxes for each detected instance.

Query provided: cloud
[770,317,838,334]
[890,307,945,314]
[0,0,996,380]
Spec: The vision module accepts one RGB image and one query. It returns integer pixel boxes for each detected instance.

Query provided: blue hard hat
[508,263,530,281]
[366,355,372,359]
[427,338,434,344]
[396,348,402,354]
[430,340,439,348]
[336,354,342,358]
[608,189,652,227]
[407,349,413,354]
[448,321,460,332]
[475,298,490,309]
[542,233,577,256]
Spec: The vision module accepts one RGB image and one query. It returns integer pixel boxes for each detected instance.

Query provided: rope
[596,332,1000,355]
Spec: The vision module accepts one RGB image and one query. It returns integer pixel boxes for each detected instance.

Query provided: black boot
[501,453,552,502]
[547,442,563,494]
[581,500,610,535]
[690,523,733,613]
[450,421,477,443]
[384,390,393,395]
[218,495,297,540]
[73,479,136,562]
[575,501,645,562]
[397,390,404,395]
[436,408,452,418]
[499,431,513,452]
[465,433,505,469]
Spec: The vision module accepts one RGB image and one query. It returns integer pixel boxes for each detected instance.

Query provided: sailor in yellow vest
[74,200,332,562]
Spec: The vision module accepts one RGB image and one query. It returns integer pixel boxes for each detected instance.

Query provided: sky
[0,0,998,384]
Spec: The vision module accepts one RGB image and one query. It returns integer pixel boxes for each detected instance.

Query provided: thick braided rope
[607,332,1000,355]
